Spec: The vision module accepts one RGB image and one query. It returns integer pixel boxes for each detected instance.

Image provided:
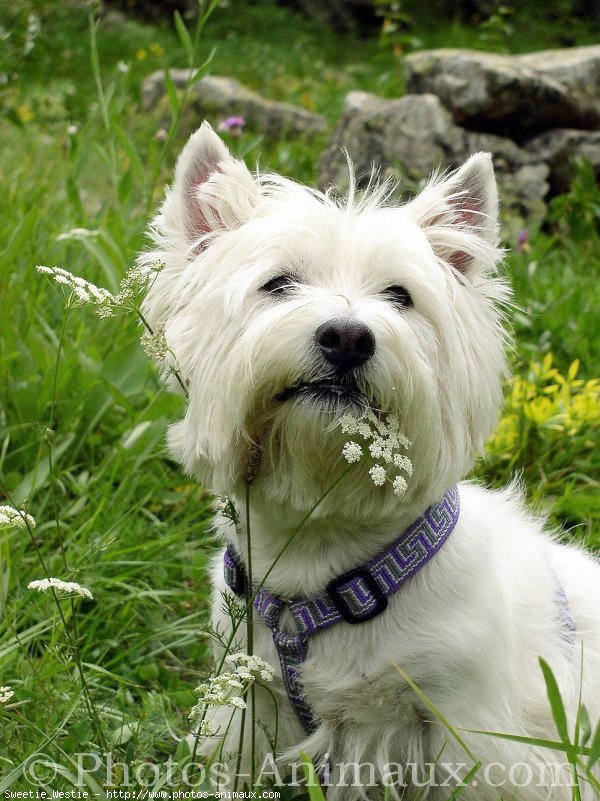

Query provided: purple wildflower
[217,116,245,136]
[515,229,530,253]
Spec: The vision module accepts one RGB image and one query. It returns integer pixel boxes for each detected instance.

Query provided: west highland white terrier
[139,122,600,800]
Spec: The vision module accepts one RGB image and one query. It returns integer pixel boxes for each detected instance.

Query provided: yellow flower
[135,49,147,60]
[16,105,34,123]
[485,355,599,459]
[149,42,165,57]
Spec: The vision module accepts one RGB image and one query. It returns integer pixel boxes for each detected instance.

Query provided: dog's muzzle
[276,317,376,409]
[276,375,368,408]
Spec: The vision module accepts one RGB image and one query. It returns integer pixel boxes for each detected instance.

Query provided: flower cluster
[140,326,168,361]
[28,578,93,600]
[486,354,600,461]
[0,505,36,530]
[225,653,276,683]
[36,265,113,307]
[38,262,165,320]
[189,654,275,726]
[339,412,413,497]
[0,686,14,704]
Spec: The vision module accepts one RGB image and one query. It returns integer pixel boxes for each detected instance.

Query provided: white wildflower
[198,719,217,736]
[337,413,413,494]
[339,414,358,435]
[23,12,40,55]
[392,475,408,497]
[0,506,36,530]
[226,653,276,682]
[189,659,274,723]
[0,686,14,704]
[394,432,411,449]
[235,667,252,680]
[369,439,383,458]
[36,265,113,308]
[28,578,93,600]
[369,465,386,486]
[73,286,90,303]
[140,326,168,361]
[393,454,413,475]
[342,441,362,464]
[357,422,374,438]
[96,303,116,319]
[117,60,130,73]
[56,228,99,242]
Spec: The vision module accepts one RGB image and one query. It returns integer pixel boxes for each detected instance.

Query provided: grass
[0,0,599,795]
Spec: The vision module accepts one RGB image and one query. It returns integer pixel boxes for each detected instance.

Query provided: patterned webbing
[224,486,461,734]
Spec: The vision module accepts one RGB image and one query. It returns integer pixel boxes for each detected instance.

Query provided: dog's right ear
[167,121,259,250]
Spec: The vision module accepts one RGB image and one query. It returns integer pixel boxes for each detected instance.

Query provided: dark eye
[260,275,297,297]
[383,285,413,309]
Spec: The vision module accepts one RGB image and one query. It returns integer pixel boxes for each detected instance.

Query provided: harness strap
[224,486,460,734]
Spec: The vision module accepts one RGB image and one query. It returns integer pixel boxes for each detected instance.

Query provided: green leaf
[174,11,194,66]
[539,657,571,746]
[446,762,481,799]
[110,723,137,745]
[299,752,327,801]
[577,703,592,746]
[459,727,592,756]
[164,67,181,115]
[393,663,479,763]
[587,719,600,770]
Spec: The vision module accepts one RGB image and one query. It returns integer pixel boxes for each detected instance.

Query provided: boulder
[319,92,464,189]
[141,71,327,139]
[525,129,600,194]
[319,90,550,231]
[404,46,600,137]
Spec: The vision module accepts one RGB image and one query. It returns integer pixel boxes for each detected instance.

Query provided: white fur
[139,123,600,799]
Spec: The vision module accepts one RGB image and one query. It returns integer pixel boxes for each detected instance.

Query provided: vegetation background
[0,0,599,795]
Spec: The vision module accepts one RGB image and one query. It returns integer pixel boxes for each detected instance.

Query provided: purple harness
[224,486,461,733]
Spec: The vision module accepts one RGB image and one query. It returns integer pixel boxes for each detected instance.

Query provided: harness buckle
[325,568,388,624]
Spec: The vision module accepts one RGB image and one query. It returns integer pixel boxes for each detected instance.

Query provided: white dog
[139,122,600,800]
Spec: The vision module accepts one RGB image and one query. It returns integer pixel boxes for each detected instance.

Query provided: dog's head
[140,123,509,520]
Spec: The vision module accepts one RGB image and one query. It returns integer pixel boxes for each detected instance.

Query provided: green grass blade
[587,720,600,770]
[300,752,327,801]
[446,762,482,799]
[393,663,480,764]
[174,10,194,66]
[539,657,572,748]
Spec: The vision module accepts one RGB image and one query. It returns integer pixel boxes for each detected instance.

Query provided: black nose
[315,318,375,371]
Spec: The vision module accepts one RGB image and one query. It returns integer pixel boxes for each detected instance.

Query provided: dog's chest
[253,601,429,736]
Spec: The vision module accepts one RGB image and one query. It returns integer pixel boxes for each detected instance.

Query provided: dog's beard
[246,380,414,520]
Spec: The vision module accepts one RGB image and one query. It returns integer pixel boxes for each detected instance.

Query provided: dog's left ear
[166,121,260,249]
[405,153,500,277]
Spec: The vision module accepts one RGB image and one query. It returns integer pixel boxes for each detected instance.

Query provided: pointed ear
[168,121,259,249]
[406,153,500,277]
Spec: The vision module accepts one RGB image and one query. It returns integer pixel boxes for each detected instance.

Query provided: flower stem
[244,483,256,787]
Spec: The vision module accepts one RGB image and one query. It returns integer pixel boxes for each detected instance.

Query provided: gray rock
[319,92,464,190]
[404,46,600,137]
[319,89,550,231]
[141,71,327,139]
[525,128,600,194]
